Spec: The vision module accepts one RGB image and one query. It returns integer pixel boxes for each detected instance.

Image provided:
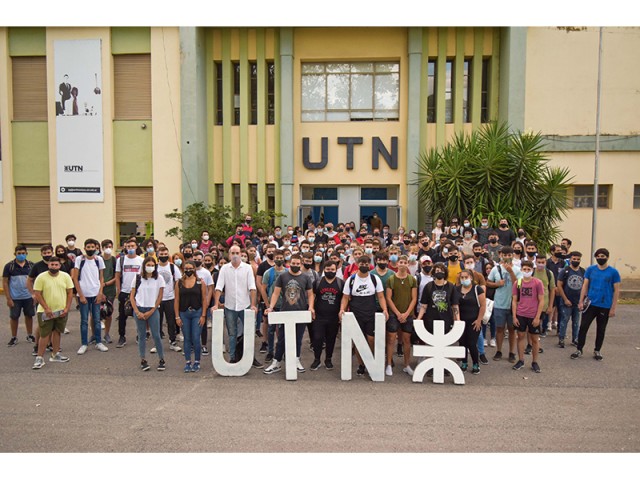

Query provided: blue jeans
[79,296,101,345]
[135,307,163,359]
[559,304,581,342]
[478,328,485,355]
[267,324,277,355]
[224,308,245,360]
[481,312,496,341]
[180,308,202,363]
[275,322,305,362]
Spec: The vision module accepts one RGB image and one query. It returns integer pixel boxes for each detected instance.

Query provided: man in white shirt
[212,245,258,363]
[72,238,107,354]
[157,246,182,352]
[115,238,144,348]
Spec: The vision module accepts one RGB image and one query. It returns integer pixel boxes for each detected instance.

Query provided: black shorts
[353,313,375,337]
[10,298,35,319]
[386,314,414,334]
[515,315,541,334]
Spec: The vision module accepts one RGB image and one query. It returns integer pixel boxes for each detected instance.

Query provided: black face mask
[184,270,195,277]
[489,239,498,245]
[596,257,607,266]
[570,261,581,268]
[303,262,313,269]
[377,262,388,270]
[184,253,193,259]
[527,251,536,258]
[266,253,274,260]
[290,265,301,273]
[158,256,170,263]
[204,262,213,268]
[324,271,336,280]
[514,250,522,255]
[373,232,380,237]
[422,265,432,274]
[403,240,410,245]
[473,251,482,257]
[449,256,458,262]
[421,243,429,248]
[434,272,446,280]
[85,249,96,257]
[43,255,52,262]
[359,265,370,274]
[274,260,284,267]
[500,223,508,228]
[48,268,60,275]
[193,260,202,268]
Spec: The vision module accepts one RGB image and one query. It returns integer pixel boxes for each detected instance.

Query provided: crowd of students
[2,213,621,377]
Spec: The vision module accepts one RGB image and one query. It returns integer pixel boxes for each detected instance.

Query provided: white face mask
[465,263,475,270]
[202,235,209,241]
[522,271,533,278]
[103,248,112,255]
[191,243,198,249]
[145,266,155,274]
[67,240,75,247]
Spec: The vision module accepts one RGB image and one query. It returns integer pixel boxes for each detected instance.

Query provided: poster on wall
[54,39,104,202]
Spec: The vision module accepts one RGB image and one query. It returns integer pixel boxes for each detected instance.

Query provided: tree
[165,202,284,246]
[416,122,573,251]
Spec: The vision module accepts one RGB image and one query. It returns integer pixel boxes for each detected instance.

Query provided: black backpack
[77,256,100,282]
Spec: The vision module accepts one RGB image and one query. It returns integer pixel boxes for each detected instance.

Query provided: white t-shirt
[343,273,384,297]
[74,255,105,297]
[132,275,166,308]
[116,255,144,294]
[157,263,182,301]
[195,267,214,286]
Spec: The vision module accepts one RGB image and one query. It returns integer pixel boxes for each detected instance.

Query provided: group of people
[2,214,621,378]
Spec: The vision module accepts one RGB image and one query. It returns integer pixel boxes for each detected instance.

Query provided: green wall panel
[113,121,153,186]
[9,28,46,56]
[111,27,151,54]
[12,122,49,186]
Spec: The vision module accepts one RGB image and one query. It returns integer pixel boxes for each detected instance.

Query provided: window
[232,62,240,125]
[215,183,224,206]
[267,184,275,211]
[360,186,398,201]
[15,187,51,244]
[301,62,399,122]
[214,62,223,125]
[114,54,151,120]
[12,56,47,121]
[232,183,241,214]
[249,184,258,212]
[481,58,490,123]
[250,61,258,125]
[463,59,471,123]
[569,185,611,209]
[427,60,436,123]
[301,186,338,201]
[267,61,275,125]
[634,185,640,209]
[444,60,453,124]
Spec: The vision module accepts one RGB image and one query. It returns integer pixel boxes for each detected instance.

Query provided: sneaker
[471,364,480,375]
[160,331,165,339]
[524,344,532,355]
[157,359,166,371]
[64,327,70,334]
[169,342,182,352]
[26,335,35,343]
[570,349,583,359]
[89,336,96,345]
[176,334,184,342]
[259,342,268,353]
[403,365,414,376]
[255,329,263,338]
[201,346,210,356]
[310,359,322,371]
[263,360,282,374]
[531,362,541,373]
[32,356,45,369]
[141,360,150,371]
[396,344,403,357]
[136,335,139,344]
[539,331,547,338]
[146,332,151,340]
[207,319,212,328]
[77,345,88,355]
[184,362,192,373]
[96,342,108,352]
[252,358,264,369]
[483,339,488,347]
[325,359,334,370]
[192,362,201,372]
[551,322,557,330]
[104,333,113,344]
[46,343,53,352]
[571,339,578,347]
[265,352,274,362]
[356,364,366,376]
[460,362,468,372]
[508,352,517,363]
[7,337,18,347]
[150,347,157,354]
[538,347,544,354]
[32,345,38,356]
[594,350,603,361]
[117,336,126,348]
[50,352,70,363]
[493,351,503,361]
[101,321,106,330]
[296,358,305,373]
[479,354,489,365]
[385,364,393,376]
[489,338,496,347]
[512,360,525,370]
[558,340,565,348]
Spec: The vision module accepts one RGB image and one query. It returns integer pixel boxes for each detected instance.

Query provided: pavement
[0,301,639,453]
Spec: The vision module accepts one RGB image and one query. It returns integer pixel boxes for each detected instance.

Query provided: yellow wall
[292,28,409,218]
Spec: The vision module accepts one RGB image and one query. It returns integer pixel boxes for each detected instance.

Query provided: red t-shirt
[512,277,544,318]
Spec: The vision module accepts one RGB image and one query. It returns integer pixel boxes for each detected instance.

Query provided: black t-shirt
[256,260,274,279]
[314,277,344,319]
[418,247,436,259]
[546,257,565,281]
[497,228,515,247]
[420,281,459,324]
[274,271,313,312]
[457,285,484,322]
[29,260,49,279]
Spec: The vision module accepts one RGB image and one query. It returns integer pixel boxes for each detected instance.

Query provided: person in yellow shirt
[32,257,74,369]
[446,245,463,283]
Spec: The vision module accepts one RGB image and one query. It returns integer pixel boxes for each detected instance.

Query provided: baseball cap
[420,255,432,264]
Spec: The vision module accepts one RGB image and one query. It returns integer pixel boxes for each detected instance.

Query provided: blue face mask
[389,254,399,263]
[16,253,27,262]
[128,249,137,256]
[461,278,472,287]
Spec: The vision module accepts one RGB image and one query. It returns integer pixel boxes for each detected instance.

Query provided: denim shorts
[493,308,513,328]
[386,314,414,334]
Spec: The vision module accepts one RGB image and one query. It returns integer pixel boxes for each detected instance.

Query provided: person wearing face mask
[456,269,486,375]
[387,246,400,272]
[172,253,185,272]
[556,251,585,348]
[226,224,247,248]
[485,232,502,264]
[460,228,477,257]
[3,244,36,347]
[431,218,445,243]
[260,250,288,363]
[445,221,462,242]
[418,235,436,261]
[31,257,74,369]
[98,240,117,344]
[373,251,395,318]
[64,234,82,264]
[445,246,462,283]
[571,248,621,362]
[511,242,524,269]
[545,244,565,331]
[256,244,278,351]
[27,245,57,353]
[142,239,157,260]
[72,238,108,355]
[476,216,492,246]
[471,243,489,274]
[381,224,393,247]
[174,260,208,373]
[114,238,144,348]
[310,261,344,371]
[315,222,329,244]
[529,255,555,352]
[55,245,74,274]
[192,251,215,357]
[415,256,434,313]
[130,257,166,372]
[496,219,516,247]
[155,246,183,353]
[241,215,254,238]
[198,230,214,254]
[511,260,545,373]
[516,228,528,246]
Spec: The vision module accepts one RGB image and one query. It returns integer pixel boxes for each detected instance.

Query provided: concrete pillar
[499,27,527,132]
[406,27,423,230]
[279,28,294,226]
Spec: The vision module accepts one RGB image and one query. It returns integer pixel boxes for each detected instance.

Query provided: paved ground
[0,301,639,453]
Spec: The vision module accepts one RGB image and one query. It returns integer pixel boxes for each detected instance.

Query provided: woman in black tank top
[456,269,486,375]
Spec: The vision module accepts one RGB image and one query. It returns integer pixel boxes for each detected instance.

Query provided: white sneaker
[489,339,496,347]
[32,356,45,369]
[403,365,415,376]
[176,334,184,342]
[150,347,157,354]
[50,352,70,363]
[95,342,108,352]
[101,321,106,330]
[483,339,488,347]
[296,358,305,373]
[169,342,182,352]
[263,360,282,374]
[77,345,88,355]
[64,328,70,334]
[385,365,393,376]
[207,319,212,328]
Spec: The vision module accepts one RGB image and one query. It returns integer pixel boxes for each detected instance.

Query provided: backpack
[348,273,378,294]
[118,255,126,286]
[77,256,100,282]
[8,259,34,275]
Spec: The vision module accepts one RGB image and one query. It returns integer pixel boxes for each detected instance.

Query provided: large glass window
[445,60,453,124]
[569,185,611,209]
[232,62,240,125]
[427,60,436,123]
[267,61,275,125]
[301,62,399,122]
[250,61,258,125]
[214,61,223,126]
[463,59,471,123]
[481,58,490,123]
